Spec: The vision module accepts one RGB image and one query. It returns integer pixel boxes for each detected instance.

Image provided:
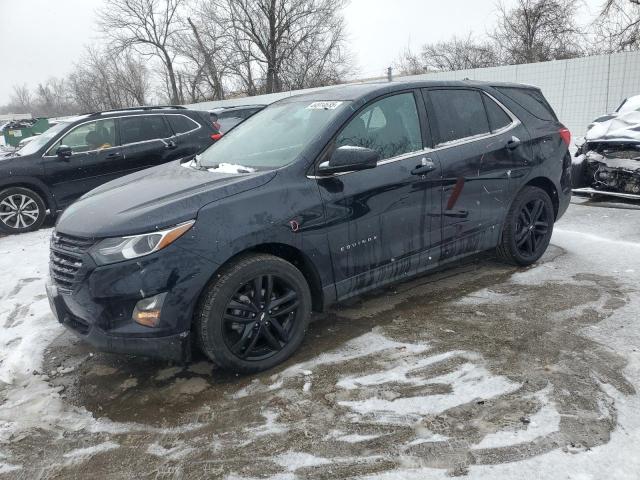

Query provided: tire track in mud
[2,246,635,479]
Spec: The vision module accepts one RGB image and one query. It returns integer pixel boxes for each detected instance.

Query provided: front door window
[336,92,422,160]
[49,119,116,154]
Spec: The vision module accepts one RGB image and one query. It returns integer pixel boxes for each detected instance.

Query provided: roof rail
[87,105,187,117]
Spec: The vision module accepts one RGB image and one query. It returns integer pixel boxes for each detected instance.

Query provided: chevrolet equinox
[47,81,572,373]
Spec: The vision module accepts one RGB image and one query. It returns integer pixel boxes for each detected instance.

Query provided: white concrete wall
[190,51,640,139]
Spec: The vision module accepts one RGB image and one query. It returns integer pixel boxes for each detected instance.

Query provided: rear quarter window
[483,94,512,132]
[496,87,557,121]
[167,114,198,134]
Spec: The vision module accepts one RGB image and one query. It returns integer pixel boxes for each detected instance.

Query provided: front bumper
[47,282,191,361]
[46,241,218,362]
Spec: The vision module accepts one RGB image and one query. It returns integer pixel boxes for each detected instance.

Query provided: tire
[195,253,312,373]
[0,187,47,234]
[497,186,555,266]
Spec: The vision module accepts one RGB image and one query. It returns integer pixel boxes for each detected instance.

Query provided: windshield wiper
[192,154,205,170]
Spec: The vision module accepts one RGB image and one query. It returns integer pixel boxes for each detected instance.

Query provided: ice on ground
[146,442,195,461]
[273,451,331,470]
[473,386,561,449]
[63,441,120,461]
[339,361,520,418]
[336,433,381,443]
[337,350,466,390]
[280,328,430,377]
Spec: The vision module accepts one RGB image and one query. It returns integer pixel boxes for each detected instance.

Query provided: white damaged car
[573,95,640,199]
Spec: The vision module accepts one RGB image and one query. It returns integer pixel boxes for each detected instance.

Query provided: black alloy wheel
[222,274,300,361]
[497,186,554,266]
[514,198,550,258]
[195,254,311,373]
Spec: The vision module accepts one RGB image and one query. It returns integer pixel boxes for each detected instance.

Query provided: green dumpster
[2,118,50,147]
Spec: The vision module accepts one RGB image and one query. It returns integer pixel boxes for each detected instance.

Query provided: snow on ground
[0,199,638,479]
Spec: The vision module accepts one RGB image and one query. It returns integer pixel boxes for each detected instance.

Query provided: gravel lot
[0,197,639,480]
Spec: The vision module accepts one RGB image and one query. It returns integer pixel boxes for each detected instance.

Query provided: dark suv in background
[0,106,216,234]
[210,105,265,135]
[48,80,572,373]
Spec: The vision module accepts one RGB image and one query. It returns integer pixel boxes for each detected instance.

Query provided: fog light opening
[133,293,167,327]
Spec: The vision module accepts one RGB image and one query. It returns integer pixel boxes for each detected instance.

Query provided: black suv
[47,81,572,373]
[0,106,216,234]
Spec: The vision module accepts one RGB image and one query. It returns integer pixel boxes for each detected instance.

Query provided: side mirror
[318,146,380,175]
[56,145,72,159]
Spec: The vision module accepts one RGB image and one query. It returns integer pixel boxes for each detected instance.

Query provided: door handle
[106,152,122,159]
[165,140,177,149]
[411,157,436,175]
[506,136,521,150]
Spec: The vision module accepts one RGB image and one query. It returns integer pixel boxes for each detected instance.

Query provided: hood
[586,110,640,143]
[56,160,276,238]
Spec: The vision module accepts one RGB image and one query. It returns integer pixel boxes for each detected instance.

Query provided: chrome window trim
[308,91,520,179]
[43,113,200,158]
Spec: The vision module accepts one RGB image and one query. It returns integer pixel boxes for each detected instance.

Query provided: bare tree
[9,85,33,113]
[99,0,186,104]
[421,35,500,71]
[68,47,151,112]
[596,0,640,51]
[183,16,226,100]
[491,0,584,64]
[392,36,499,75]
[393,46,428,76]
[213,0,350,94]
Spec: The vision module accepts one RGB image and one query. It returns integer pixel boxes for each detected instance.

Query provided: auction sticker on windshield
[307,101,343,110]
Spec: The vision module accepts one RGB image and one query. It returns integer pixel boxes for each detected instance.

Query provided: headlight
[91,220,195,265]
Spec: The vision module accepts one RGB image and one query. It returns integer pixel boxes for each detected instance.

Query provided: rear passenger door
[119,114,175,172]
[423,88,527,260]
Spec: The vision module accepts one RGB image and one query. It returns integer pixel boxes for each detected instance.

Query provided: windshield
[16,122,70,156]
[198,100,350,170]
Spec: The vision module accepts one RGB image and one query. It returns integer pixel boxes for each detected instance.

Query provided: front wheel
[497,186,555,266]
[0,187,47,234]
[195,254,312,373]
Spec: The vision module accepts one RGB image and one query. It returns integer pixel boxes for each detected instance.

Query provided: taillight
[211,133,223,141]
[213,121,221,130]
[559,127,571,145]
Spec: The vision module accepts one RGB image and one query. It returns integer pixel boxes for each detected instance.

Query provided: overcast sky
[0,0,603,105]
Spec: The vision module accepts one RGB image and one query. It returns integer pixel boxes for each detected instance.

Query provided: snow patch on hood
[182,158,256,174]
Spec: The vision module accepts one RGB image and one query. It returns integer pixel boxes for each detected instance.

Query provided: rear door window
[336,92,422,160]
[483,94,513,132]
[120,115,171,145]
[166,114,198,135]
[495,87,557,121]
[427,89,490,144]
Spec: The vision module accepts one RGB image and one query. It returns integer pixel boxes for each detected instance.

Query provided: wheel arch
[523,176,559,219]
[209,243,326,313]
[0,179,55,213]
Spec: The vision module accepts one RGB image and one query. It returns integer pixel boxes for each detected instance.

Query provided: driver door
[44,118,123,207]
[316,91,442,300]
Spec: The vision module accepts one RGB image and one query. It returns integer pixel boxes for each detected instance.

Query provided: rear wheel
[0,187,46,234]
[497,186,554,266]
[195,254,311,373]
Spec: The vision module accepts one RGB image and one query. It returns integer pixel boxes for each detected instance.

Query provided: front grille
[63,314,90,335]
[50,232,95,294]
